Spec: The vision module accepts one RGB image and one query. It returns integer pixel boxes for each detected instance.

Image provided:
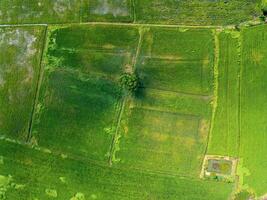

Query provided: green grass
[137,27,214,95]
[239,25,267,196]
[0,26,46,141]
[208,30,240,157]
[0,140,234,200]
[134,0,262,25]
[31,25,140,162]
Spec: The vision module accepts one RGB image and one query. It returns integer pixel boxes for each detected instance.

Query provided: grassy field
[86,0,133,22]
[0,0,133,24]
[134,0,262,25]
[0,26,46,141]
[239,25,267,196]
[31,25,140,162]
[137,27,214,95]
[0,140,234,200]
[0,0,85,24]
[208,30,241,157]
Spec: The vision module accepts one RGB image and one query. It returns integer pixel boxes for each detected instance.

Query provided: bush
[234,190,254,200]
[119,72,139,93]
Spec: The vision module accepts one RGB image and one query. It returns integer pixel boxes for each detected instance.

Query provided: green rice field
[0,26,46,141]
[1,1,267,200]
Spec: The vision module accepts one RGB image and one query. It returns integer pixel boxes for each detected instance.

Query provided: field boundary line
[237,31,243,157]
[201,29,220,171]
[108,29,144,165]
[143,87,212,100]
[112,164,200,180]
[0,24,48,27]
[26,26,48,142]
[132,26,144,70]
[235,26,244,192]
[58,47,128,55]
[143,56,209,63]
[132,106,201,120]
[0,21,223,29]
[108,97,126,166]
[0,136,113,169]
[1,134,208,184]
[225,37,231,156]
[132,0,137,23]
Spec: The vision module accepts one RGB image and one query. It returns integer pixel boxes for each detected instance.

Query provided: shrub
[259,15,266,22]
[262,7,267,16]
[234,190,254,200]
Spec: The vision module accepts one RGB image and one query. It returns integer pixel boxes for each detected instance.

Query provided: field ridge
[26,26,48,142]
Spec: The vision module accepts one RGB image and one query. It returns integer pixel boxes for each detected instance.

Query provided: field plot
[208,30,240,157]
[31,25,140,162]
[87,0,133,22]
[0,0,133,24]
[134,0,262,25]
[239,25,267,196]
[0,0,85,24]
[116,91,211,177]
[137,27,214,95]
[0,26,46,141]
[0,140,234,200]
[114,27,215,177]
[134,88,212,118]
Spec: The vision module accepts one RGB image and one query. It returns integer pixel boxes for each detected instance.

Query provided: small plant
[119,72,139,93]
[234,25,241,31]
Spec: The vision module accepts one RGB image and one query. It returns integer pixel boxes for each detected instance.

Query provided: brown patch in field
[183,138,196,149]
[198,119,210,140]
[251,51,263,64]
[151,132,169,142]
[102,44,115,49]
[175,120,184,128]
[259,193,267,200]
[151,117,161,125]
[124,64,133,73]
[24,158,33,166]
[29,136,38,146]
[123,125,129,136]
[146,55,183,61]
[203,55,210,66]
[146,31,153,57]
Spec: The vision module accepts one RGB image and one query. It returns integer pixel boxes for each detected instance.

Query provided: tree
[119,72,139,93]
